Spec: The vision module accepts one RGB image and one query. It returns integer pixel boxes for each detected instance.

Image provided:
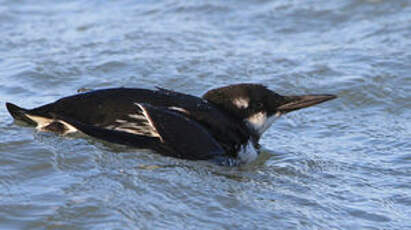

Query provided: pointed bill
[277,94,337,113]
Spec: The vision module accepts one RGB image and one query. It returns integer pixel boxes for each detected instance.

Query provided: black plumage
[6,84,336,164]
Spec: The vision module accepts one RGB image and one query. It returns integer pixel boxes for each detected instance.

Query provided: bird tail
[5,102,36,125]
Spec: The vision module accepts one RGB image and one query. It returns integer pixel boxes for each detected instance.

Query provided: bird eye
[256,102,263,109]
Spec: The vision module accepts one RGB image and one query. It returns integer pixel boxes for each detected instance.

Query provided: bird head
[203,83,336,139]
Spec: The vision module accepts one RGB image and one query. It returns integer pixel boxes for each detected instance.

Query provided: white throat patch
[245,112,280,136]
[232,97,249,109]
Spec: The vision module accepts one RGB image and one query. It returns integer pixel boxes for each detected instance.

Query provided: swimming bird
[5,84,336,165]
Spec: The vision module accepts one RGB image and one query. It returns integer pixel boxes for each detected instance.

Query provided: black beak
[277,94,337,113]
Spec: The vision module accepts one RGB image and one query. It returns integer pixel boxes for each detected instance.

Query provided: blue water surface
[0,0,410,229]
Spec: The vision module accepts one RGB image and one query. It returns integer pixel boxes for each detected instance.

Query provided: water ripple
[0,0,410,229]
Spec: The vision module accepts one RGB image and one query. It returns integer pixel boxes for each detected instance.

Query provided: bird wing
[138,103,225,160]
[56,102,224,160]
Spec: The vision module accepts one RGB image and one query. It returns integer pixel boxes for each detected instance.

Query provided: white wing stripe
[168,106,190,114]
[128,114,146,120]
[134,103,163,142]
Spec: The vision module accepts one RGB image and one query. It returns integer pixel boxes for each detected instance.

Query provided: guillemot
[5,84,336,165]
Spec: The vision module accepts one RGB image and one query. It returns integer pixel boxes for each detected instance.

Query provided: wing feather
[55,103,224,160]
[102,103,163,141]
